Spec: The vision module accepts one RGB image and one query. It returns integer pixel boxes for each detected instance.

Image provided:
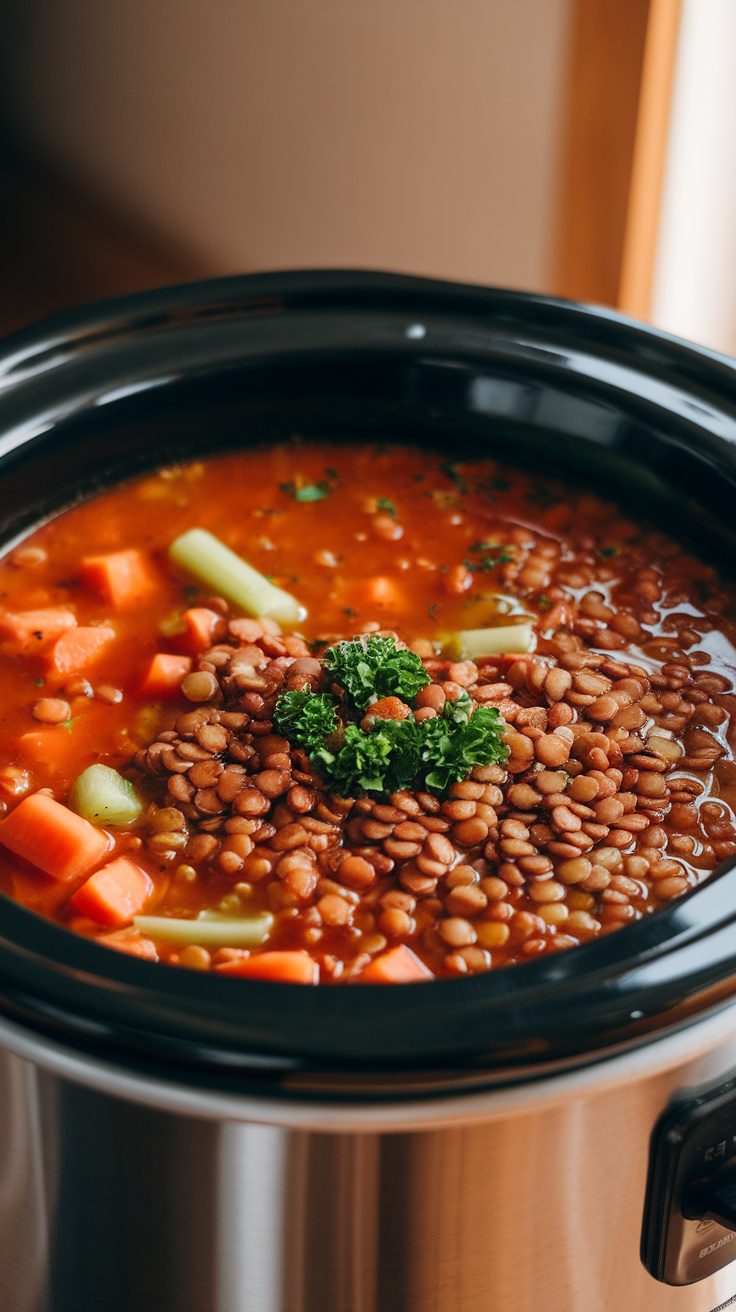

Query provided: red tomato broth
[0,440,735,983]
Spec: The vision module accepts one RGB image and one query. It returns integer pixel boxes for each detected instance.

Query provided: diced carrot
[81,549,158,608]
[72,856,153,927]
[540,602,573,630]
[15,715,117,786]
[0,792,110,881]
[215,951,319,983]
[11,867,71,917]
[180,607,226,654]
[364,576,403,607]
[98,929,158,960]
[361,945,434,983]
[48,626,116,676]
[16,729,75,771]
[140,652,192,697]
[0,607,77,655]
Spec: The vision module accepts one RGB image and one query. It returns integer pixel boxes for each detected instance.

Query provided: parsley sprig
[272,690,339,751]
[324,634,430,709]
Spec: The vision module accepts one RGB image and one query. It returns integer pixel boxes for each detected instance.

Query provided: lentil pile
[0,442,735,982]
[131,608,735,980]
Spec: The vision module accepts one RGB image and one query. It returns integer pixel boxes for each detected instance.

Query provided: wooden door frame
[552,0,682,319]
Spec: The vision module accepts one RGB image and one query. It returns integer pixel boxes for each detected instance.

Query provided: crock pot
[1,271,736,1312]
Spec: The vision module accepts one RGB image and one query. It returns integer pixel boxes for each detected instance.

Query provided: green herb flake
[428,601,439,620]
[376,497,397,518]
[465,542,516,571]
[441,461,468,494]
[537,593,552,612]
[481,475,512,500]
[525,484,561,509]
[598,546,620,559]
[280,480,333,503]
[34,677,45,687]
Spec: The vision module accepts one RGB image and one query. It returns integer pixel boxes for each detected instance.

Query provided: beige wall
[1,0,571,291]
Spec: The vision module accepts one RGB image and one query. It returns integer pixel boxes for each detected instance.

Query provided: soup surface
[0,441,735,983]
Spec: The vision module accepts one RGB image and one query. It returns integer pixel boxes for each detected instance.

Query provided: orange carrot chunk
[72,856,153,927]
[0,607,77,655]
[98,929,158,960]
[0,792,110,881]
[364,576,403,607]
[180,607,226,654]
[215,950,319,983]
[81,549,158,609]
[140,652,192,697]
[361,945,434,983]
[16,729,75,769]
[48,626,116,677]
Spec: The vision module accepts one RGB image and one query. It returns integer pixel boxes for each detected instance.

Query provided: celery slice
[69,764,143,826]
[444,622,534,660]
[169,528,305,625]
[133,912,274,947]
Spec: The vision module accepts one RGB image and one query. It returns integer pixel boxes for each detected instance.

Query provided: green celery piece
[69,764,143,826]
[444,622,533,659]
[170,528,305,625]
[133,912,274,947]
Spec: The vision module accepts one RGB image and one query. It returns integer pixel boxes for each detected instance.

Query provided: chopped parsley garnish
[481,475,511,499]
[272,690,340,751]
[317,718,423,797]
[441,460,468,493]
[280,480,333,503]
[537,593,552,612]
[273,636,509,798]
[598,546,620,558]
[525,484,561,508]
[464,541,515,570]
[376,497,397,518]
[428,601,439,620]
[324,635,430,709]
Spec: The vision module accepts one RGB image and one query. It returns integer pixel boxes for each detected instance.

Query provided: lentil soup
[0,441,735,983]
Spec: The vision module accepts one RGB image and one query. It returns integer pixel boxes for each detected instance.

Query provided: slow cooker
[1,271,736,1312]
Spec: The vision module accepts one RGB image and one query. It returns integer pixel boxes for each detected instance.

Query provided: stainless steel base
[3,1013,736,1312]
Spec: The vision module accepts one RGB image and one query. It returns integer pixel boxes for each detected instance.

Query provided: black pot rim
[1,268,736,1093]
